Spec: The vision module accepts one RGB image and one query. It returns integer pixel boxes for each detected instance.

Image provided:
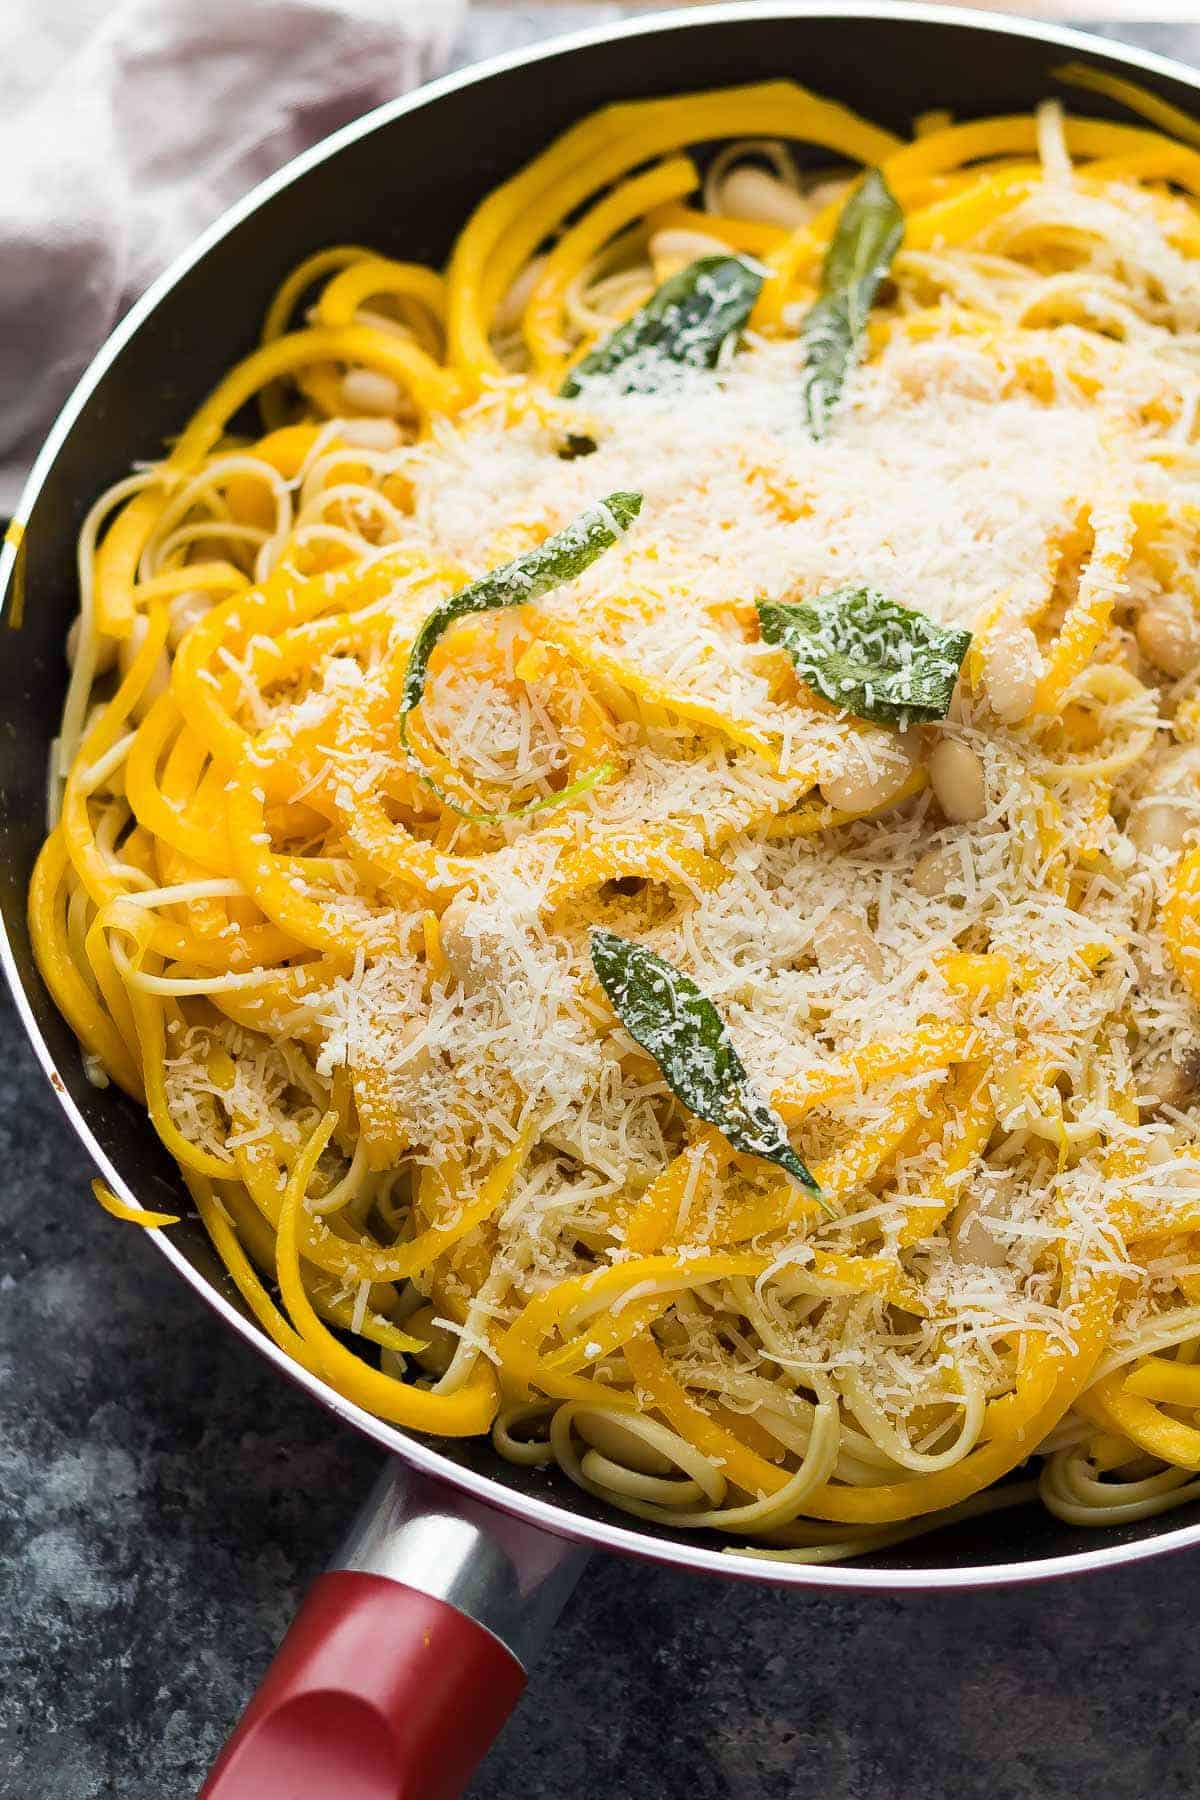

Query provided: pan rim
[6,0,1200,1588]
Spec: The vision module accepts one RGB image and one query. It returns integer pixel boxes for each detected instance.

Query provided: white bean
[390,1018,434,1090]
[437,896,509,993]
[1148,742,1198,786]
[950,1191,1008,1268]
[66,614,116,674]
[1139,1057,1198,1115]
[717,165,811,229]
[929,739,986,823]
[339,366,403,416]
[1128,743,1200,854]
[337,417,402,452]
[1130,800,1191,855]
[437,897,474,986]
[117,614,169,722]
[818,732,919,813]
[1134,802,1188,854]
[166,589,214,652]
[807,176,852,212]
[649,227,729,280]
[1136,595,1199,679]
[912,845,960,899]
[984,624,1041,724]
[810,912,883,979]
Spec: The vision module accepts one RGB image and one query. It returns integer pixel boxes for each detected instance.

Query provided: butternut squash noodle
[29,71,1200,1559]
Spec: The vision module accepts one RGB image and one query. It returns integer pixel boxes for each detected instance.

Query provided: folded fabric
[0,0,464,509]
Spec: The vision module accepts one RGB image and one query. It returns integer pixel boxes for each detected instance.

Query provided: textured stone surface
[6,10,1200,1799]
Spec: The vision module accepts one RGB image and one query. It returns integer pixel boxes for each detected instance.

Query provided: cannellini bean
[1130,801,1190,855]
[1128,743,1200,854]
[1135,594,1200,679]
[818,731,919,813]
[807,176,852,212]
[717,165,811,229]
[390,1017,434,1089]
[437,896,474,986]
[339,366,403,416]
[117,614,169,723]
[810,912,883,980]
[1116,632,1143,678]
[493,254,549,337]
[649,227,730,279]
[1130,800,1192,855]
[574,1411,674,1477]
[950,1191,1008,1268]
[436,895,511,992]
[1150,742,1200,792]
[66,614,117,675]
[912,845,960,899]
[338,417,403,452]
[1139,1056,1199,1115]
[983,624,1041,724]
[166,589,214,652]
[929,738,986,823]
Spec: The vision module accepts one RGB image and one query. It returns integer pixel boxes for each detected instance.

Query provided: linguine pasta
[30,73,1200,1559]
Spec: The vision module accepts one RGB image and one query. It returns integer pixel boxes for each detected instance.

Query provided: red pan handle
[199,1460,586,1800]
[197,1571,525,1800]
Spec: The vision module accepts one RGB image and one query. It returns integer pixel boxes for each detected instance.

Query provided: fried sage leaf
[398,492,640,822]
[758,586,971,727]
[590,928,824,1201]
[799,168,903,439]
[400,491,642,716]
[560,256,765,398]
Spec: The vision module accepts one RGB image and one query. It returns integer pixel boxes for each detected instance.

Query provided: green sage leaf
[590,928,825,1203]
[799,168,903,439]
[560,256,765,398]
[400,491,642,718]
[757,586,971,728]
[398,492,640,823]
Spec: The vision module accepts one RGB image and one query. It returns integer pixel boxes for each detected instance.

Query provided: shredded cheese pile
[32,74,1200,1558]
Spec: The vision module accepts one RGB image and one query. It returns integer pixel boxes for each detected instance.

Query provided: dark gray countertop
[6,10,1200,1799]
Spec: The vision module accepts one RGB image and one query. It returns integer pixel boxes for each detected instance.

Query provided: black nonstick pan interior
[5,4,1200,1578]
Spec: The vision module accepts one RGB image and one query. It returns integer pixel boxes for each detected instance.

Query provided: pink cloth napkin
[0,0,464,508]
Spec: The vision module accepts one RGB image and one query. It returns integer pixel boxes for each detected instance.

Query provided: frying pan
[5,5,1200,1793]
